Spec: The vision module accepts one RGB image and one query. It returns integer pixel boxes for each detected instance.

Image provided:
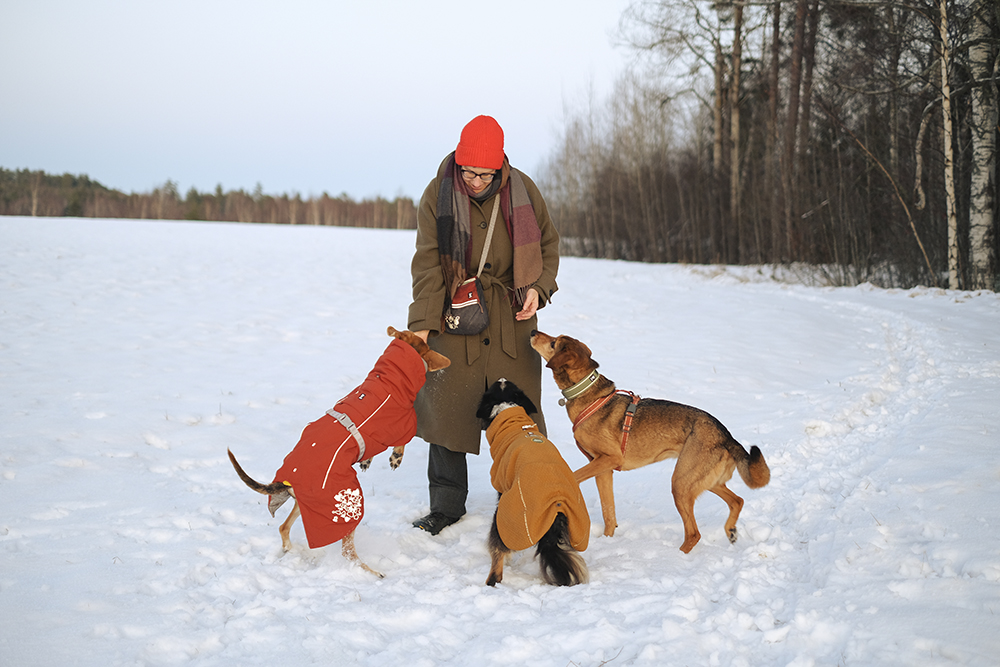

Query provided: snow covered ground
[2,216,998,666]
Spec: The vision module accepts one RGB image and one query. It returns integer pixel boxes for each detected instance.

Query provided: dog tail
[732,442,770,489]
[536,513,589,587]
[227,449,293,516]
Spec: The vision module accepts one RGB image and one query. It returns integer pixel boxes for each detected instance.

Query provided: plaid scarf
[436,152,543,310]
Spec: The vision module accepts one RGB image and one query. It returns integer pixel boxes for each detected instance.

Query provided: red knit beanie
[455,115,505,169]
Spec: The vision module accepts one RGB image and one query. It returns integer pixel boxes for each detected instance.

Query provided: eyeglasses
[460,169,495,184]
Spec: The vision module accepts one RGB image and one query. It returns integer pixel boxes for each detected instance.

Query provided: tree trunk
[938,0,959,289]
[767,0,782,261]
[783,0,808,259]
[31,171,41,216]
[713,32,725,178]
[797,0,820,260]
[730,1,744,262]
[886,6,901,178]
[968,0,998,289]
[713,17,728,263]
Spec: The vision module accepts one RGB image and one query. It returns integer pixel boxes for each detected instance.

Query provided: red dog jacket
[273,339,426,548]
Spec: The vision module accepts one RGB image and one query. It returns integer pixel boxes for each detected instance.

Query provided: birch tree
[968,0,998,289]
[938,0,960,289]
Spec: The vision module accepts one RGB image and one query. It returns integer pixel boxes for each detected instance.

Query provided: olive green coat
[407,158,560,454]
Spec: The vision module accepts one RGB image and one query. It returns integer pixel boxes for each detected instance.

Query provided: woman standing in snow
[407,115,560,535]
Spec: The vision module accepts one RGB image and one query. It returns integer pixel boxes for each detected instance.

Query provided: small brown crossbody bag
[444,197,500,335]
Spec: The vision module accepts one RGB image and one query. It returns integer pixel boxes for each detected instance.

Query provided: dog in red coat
[228,326,450,577]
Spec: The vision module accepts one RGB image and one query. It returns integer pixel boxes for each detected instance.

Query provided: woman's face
[460,167,496,194]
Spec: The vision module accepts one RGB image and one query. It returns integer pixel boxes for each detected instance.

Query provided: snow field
[1,217,998,666]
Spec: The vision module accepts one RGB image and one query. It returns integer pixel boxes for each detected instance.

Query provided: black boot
[418,444,468,533]
[412,512,460,535]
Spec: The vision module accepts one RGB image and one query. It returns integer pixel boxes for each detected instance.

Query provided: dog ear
[475,394,494,422]
[547,338,596,372]
[476,381,505,426]
[546,343,576,370]
[388,326,426,351]
[422,350,450,372]
[388,327,451,372]
[563,336,592,359]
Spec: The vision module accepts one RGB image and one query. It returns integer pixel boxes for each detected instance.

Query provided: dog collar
[559,370,600,406]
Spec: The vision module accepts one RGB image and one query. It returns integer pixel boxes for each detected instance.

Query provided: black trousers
[427,443,468,519]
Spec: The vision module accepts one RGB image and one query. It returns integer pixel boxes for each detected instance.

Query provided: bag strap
[475,196,501,278]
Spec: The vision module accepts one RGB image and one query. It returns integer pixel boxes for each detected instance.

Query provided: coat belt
[463,274,518,364]
[326,408,367,462]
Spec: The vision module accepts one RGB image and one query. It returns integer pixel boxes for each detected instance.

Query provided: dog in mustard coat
[477,378,590,586]
[228,327,450,577]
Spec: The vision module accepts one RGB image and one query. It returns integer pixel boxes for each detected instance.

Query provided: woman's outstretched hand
[515,288,539,321]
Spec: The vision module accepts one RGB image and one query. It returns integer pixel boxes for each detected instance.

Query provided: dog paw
[359,458,372,472]
[727,527,738,544]
[389,450,404,470]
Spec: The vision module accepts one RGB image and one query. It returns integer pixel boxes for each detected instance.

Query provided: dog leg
[671,477,702,553]
[486,512,509,586]
[571,449,619,536]
[279,502,301,552]
[593,470,618,537]
[389,446,404,470]
[710,484,745,545]
[359,446,404,472]
[573,455,621,484]
[486,547,506,587]
[341,529,385,578]
[575,455,622,538]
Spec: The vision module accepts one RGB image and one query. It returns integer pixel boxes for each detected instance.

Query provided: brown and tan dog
[228,326,450,577]
[530,330,770,553]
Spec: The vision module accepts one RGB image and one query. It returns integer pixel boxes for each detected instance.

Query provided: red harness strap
[572,390,640,471]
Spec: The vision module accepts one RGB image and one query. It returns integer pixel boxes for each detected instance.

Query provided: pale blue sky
[1,0,632,201]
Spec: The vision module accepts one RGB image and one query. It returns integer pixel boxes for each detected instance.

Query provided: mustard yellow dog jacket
[485,407,590,552]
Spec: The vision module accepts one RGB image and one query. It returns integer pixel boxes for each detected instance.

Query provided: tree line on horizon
[538,0,998,290]
[0,168,418,230]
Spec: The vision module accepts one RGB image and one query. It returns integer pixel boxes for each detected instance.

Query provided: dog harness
[571,388,640,472]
